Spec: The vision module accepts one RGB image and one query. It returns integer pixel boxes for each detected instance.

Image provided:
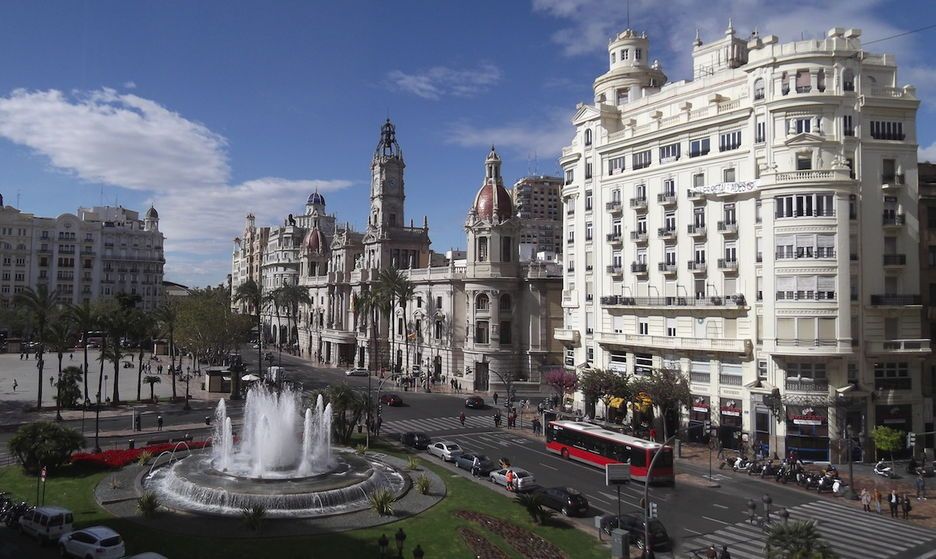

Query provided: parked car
[379,393,403,406]
[489,468,536,492]
[18,506,73,545]
[599,514,671,551]
[427,441,464,462]
[465,396,485,409]
[58,526,125,559]
[454,453,496,476]
[345,368,370,377]
[532,486,590,516]
[400,431,432,450]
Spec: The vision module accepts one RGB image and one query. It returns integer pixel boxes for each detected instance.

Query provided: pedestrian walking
[719,545,731,559]
[860,488,872,512]
[12,379,18,392]
[69,352,73,360]
[157,415,164,431]
[134,414,141,432]
[916,474,927,501]
[704,545,717,559]
[459,411,466,426]
[493,392,499,406]
[902,494,912,519]
[873,488,883,514]
[505,469,515,492]
[471,456,480,477]
[889,489,900,518]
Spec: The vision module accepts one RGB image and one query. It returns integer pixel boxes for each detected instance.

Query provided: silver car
[427,441,463,462]
[345,368,370,377]
[489,467,536,492]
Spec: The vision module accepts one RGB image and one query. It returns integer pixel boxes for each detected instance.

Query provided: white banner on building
[691,179,761,195]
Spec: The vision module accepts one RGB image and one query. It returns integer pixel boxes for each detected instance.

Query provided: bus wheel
[561,448,570,460]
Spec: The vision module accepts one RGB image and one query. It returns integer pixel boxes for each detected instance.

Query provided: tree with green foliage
[143,375,161,402]
[55,366,84,409]
[13,285,60,410]
[98,301,132,405]
[377,267,406,371]
[765,519,837,558]
[154,302,179,401]
[232,278,263,399]
[871,425,905,467]
[316,383,367,445]
[633,367,692,440]
[8,421,85,473]
[67,301,99,403]
[578,368,631,419]
[127,310,156,401]
[278,283,311,349]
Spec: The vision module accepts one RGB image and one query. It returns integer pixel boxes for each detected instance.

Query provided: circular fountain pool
[143,385,406,518]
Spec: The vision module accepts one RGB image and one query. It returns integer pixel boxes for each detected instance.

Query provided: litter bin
[128,439,135,450]
[610,529,630,559]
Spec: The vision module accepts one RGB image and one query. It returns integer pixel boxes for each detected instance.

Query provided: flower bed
[456,526,509,559]
[455,510,567,559]
[71,440,211,469]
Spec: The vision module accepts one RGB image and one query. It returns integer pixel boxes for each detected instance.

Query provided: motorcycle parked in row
[874,460,896,479]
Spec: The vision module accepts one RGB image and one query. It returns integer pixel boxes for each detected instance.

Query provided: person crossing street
[458,411,466,426]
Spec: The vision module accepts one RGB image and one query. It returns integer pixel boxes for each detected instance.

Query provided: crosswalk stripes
[380,415,497,435]
[679,499,936,559]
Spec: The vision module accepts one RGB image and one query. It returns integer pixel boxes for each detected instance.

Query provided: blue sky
[0,1,933,287]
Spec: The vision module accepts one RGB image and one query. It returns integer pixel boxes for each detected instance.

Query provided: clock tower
[370,119,405,231]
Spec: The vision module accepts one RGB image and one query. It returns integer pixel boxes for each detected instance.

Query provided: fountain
[145,384,405,518]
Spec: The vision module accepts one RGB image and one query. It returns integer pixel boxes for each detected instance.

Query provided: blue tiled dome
[307,192,326,206]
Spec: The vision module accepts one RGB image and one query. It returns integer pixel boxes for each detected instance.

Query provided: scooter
[733,458,754,472]
[874,460,896,479]
[816,474,844,494]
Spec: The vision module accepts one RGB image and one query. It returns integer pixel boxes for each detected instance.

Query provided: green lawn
[0,455,608,559]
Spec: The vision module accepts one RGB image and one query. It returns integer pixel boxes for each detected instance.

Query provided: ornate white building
[557,24,927,460]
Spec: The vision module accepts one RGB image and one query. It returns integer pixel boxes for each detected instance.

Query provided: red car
[379,393,403,407]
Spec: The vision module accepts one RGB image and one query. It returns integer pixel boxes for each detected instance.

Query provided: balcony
[600,294,746,309]
[630,262,648,275]
[657,192,677,206]
[658,227,677,241]
[866,339,931,355]
[687,224,706,237]
[718,258,739,272]
[717,221,738,235]
[606,265,624,279]
[785,379,830,392]
[554,328,580,345]
[773,339,852,355]
[606,201,623,215]
[687,189,703,202]
[630,197,648,211]
[719,374,743,386]
[595,332,750,354]
[658,262,678,276]
[688,260,707,274]
[881,174,906,189]
[883,254,906,267]
[882,214,906,229]
[606,233,623,247]
[630,230,648,244]
[870,294,921,306]
[690,372,710,384]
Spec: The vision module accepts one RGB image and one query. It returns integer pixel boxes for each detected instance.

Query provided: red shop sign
[720,407,742,417]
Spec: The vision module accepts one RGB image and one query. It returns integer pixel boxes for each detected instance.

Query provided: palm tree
[264,287,285,365]
[376,268,405,373]
[129,311,155,402]
[13,285,60,410]
[154,303,178,401]
[143,375,161,402]
[233,279,263,401]
[765,519,837,559]
[45,320,75,421]
[99,306,130,405]
[279,283,312,350]
[395,279,416,376]
[67,302,98,404]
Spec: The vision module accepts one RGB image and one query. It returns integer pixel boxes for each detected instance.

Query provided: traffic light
[703,420,711,432]
[649,502,658,519]
[907,432,916,448]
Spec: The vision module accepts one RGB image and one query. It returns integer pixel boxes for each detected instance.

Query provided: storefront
[875,404,913,459]
[785,405,829,462]
[688,396,710,443]
[719,399,743,450]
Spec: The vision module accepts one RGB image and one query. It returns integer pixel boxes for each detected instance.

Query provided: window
[755,118,766,143]
[719,130,741,151]
[689,138,710,158]
[796,154,812,170]
[616,88,629,105]
[843,69,855,91]
[870,121,904,141]
[724,241,737,263]
[584,129,593,146]
[585,159,593,179]
[635,353,652,375]
[501,236,512,262]
[693,173,705,188]
[753,78,765,100]
[477,237,488,261]
[499,321,511,344]
[723,203,737,225]
[665,246,676,265]
[757,359,768,380]
[436,296,443,308]
[475,321,489,344]
[694,244,706,264]
[659,142,680,162]
[664,211,676,231]
[608,156,626,175]
[638,317,649,335]
[585,190,593,211]
[792,117,811,134]
[787,363,827,381]
[610,52,616,64]
[621,48,629,60]
[843,115,854,137]
[781,71,790,95]
[663,178,676,196]
[723,168,736,183]
[775,193,834,218]
[929,206,936,228]
[475,293,489,311]
[632,150,651,170]
[434,320,442,339]
[666,317,677,337]
[874,362,910,390]
[635,48,642,60]
[795,70,811,93]
[565,169,574,185]
[585,222,593,241]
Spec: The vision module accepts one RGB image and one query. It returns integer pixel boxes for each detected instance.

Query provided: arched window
[475,293,489,311]
[843,69,855,92]
[753,78,765,100]
[584,129,593,146]
[499,294,512,311]
[477,236,488,262]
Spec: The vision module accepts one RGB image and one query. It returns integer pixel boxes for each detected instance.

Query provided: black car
[599,514,670,551]
[380,393,403,406]
[401,431,431,450]
[454,453,496,476]
[533,487,590,517]
[465,396,485,409]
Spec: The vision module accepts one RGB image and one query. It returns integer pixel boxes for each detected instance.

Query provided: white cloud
[446,109,574,159]
[122,81,137,89]
[0,88,353,285]
[386,63,502,100]
[920,142,936,164]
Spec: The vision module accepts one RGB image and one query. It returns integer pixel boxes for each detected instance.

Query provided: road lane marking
[587,493,612,504]
[712,503,729,509]
[540,463,558,470]
[683,527,704,535]
[702,515,734,526]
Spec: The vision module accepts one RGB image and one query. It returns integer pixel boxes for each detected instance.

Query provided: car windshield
[445,444,460,450]
[476,455,489,462]
[101,536,122,546]
[564,487,581,495]
[515,471,530,478]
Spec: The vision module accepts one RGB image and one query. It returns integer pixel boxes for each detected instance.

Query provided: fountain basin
[146,448,406,518]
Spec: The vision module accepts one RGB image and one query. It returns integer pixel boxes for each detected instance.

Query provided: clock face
[388,178,397,188]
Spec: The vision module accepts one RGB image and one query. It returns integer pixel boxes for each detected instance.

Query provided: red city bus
[545,420,674,484]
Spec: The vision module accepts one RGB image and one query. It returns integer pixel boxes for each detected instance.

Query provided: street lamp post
[747,498,757,524]
[836,394,860,500]
[377,534,389,557]
[762,494,772,522]
[644,434,676,552]
[394,528,406,558]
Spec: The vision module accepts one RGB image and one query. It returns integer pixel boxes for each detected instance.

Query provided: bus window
[655,449,674,469]
[630,447,647,468]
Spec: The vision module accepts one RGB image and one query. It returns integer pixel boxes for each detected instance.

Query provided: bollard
[610,529,630,559]
[128,439,135,450]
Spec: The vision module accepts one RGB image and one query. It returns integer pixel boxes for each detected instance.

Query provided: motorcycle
[3,502,31,527]
[874,460,896,479]
[816,474,845,494]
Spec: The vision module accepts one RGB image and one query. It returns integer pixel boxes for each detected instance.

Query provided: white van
[19,506,74,545]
